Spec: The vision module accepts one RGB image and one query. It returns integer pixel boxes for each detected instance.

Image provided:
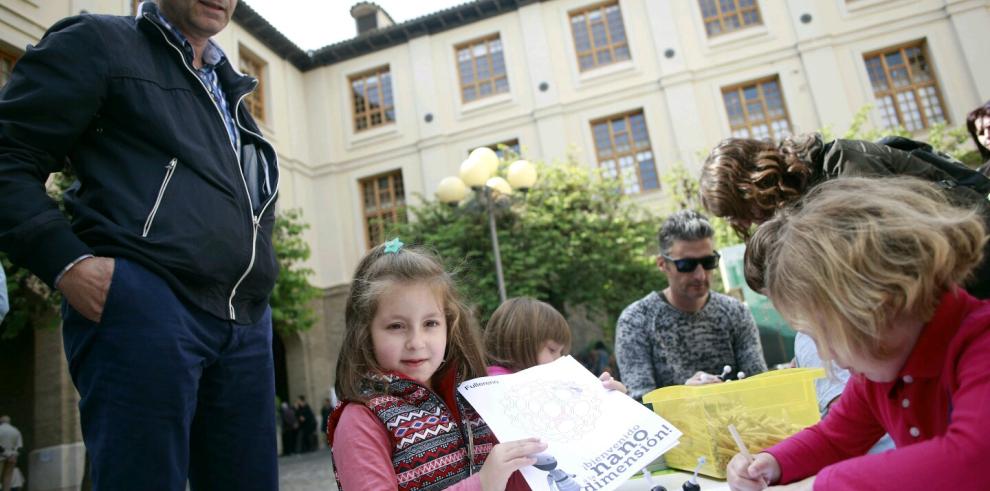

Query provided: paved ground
[278,450,338,491]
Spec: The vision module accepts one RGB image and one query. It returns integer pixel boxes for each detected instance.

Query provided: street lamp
[436,148,538,303]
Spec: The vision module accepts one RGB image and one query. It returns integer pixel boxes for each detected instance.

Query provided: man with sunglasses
[615,210,766,401]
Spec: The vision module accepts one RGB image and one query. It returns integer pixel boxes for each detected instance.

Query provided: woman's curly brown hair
[699,134,820,237]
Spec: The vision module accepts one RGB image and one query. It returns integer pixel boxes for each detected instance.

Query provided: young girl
[328,240,545,491]
[483,296,626,393]
[727,177,990,491]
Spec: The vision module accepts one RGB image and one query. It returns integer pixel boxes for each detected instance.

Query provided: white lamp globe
[436,176,468,204]
[459,157,491,188]
[469,147,500,178]
[506,160,537,190]
[486,176,513,196]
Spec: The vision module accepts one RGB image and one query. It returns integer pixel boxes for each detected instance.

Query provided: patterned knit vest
[328,371,499,491]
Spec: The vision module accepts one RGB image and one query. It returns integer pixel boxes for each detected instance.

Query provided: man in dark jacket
[295,395,317,453]
[0,1,279,488]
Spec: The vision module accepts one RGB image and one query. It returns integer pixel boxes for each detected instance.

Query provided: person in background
[280,402,297,457]
[320,397,333,440]
[327,240,541,490]
[615,210,766,401]
[483,296,626,393]
[295,395,316,453]
[966,101,990,176]
[728,177,990,491]
[0,264,7,325]
[0,415,23,491]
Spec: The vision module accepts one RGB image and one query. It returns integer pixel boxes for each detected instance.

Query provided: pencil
[728,424,753,462]
[728,424,768,489]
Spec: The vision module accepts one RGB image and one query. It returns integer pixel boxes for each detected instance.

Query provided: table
[616,469,731,491]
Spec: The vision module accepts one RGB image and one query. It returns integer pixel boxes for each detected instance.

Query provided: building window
[456,34,509,103]
[238,47,268,123]
[864,40,946,131]
[0,48,18,88]
[569,1,631,72]
[350,66,395,132]
[471,139,521,161]
[699,0,762,37]
[591,111,658,194]
[360,170,406,249]
[722,76,791,141]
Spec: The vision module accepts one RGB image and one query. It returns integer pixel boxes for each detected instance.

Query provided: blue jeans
[62,258,277,490]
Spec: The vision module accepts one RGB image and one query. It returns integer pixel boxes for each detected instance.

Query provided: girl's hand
[600,372,627,394]
[727,452,780,491]
[479,438,547,491]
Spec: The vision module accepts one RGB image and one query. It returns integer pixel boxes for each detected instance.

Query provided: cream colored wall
[3,0,987,290]
[295,0,989,289]
[0,0,72,52]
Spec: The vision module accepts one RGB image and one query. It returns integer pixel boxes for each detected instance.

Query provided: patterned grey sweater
[615,291,767,400]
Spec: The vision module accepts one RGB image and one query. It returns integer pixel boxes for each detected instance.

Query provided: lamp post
[436,147,538,303]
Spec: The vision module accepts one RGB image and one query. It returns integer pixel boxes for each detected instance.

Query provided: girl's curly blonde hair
[747,177,986,363]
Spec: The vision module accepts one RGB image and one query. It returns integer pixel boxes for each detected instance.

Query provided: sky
[242,0,471,51]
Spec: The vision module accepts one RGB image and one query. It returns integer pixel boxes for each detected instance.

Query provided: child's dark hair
[335,242,487,402]
[484,297,572,371]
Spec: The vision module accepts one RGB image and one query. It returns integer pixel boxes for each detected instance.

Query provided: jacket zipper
[142,158,178,237]
[147,17,279,320]
[226,89,279,320]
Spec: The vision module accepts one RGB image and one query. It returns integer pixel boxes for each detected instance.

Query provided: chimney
[350,2,396,36]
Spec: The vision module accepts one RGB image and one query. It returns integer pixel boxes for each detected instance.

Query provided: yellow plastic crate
[642,368,824,479]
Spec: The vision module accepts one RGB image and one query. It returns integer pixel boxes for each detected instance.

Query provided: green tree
[396,158,661,339]
[270,208,319,336]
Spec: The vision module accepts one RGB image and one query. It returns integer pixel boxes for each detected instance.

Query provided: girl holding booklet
[327,239,539,490]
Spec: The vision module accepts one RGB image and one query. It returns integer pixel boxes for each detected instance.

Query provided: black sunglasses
[661,252,721,273]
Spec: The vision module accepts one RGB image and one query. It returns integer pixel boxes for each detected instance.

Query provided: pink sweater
[486,365,514,376]
[766,288,990,490]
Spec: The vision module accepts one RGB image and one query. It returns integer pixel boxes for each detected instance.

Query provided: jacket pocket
[142,158,178,237]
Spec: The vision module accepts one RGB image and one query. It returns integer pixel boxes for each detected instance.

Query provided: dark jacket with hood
[0,4,279,323]
[801,134,990,299]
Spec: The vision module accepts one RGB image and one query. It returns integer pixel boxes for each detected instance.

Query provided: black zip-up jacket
[0,9,279,323]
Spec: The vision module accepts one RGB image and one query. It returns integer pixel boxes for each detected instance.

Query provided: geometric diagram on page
[500,378,603,442]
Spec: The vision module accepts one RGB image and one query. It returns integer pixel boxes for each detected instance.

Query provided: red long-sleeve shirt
[766,288,990,490]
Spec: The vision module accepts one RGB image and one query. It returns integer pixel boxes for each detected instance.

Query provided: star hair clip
[383,237,404,254]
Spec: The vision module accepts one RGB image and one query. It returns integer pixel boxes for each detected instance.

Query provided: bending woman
[700,132,990,298]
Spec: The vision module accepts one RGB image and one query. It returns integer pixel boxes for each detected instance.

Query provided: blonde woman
[728,177,990,491]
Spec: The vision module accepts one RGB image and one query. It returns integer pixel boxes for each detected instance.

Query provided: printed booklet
[458,356,682,491]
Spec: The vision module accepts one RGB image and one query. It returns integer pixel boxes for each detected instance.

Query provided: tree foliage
[396,157,661,337]
[270,208,319,336]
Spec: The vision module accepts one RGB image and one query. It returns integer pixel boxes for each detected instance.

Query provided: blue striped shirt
[140,2,240,153]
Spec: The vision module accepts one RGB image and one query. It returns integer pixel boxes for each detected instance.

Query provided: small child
[328,240,545,490]
[727,177,990,491]
[483,297,626,393]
